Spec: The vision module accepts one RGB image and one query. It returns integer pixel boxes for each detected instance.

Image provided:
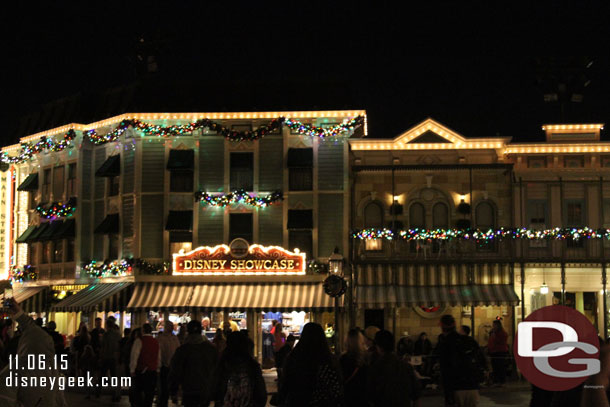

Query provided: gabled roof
[350,118,510,151]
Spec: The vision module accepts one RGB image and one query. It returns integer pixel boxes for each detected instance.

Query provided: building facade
[1,110,365,356]
[349,119,609,345]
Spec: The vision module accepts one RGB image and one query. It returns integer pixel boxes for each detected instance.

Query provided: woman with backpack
[340,328,369,407]
[279,322,343,407]
[214,331,267,407]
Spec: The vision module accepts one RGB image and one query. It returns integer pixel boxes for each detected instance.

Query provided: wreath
[323,275,347,298]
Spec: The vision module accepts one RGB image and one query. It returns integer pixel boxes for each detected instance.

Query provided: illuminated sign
[173,239,306,275]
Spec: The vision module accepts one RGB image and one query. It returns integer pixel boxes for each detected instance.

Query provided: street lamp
[326,247,345,353]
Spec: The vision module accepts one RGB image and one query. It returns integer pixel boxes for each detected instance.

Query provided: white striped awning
[126,283,192,311]
[52,283,132,312]
[126,282,336,311]
[356,284,520,308]
[2,286,47,313]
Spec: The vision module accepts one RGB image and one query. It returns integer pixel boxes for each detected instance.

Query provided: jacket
[488,329,509,353]
[169,333,219,400]
[214,360,267,407]
[100,327,122,361]
[367,352,419,407]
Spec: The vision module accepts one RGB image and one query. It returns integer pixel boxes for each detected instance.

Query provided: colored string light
[1,130,76,164]
[85,116,364,145]
[9,265,37,283]
[36,200,77,219]
[352,227,610,241]
[83,258,169,278]
[195,189,283,207]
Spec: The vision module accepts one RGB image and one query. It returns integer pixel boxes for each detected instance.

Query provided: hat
[364,326,380,341]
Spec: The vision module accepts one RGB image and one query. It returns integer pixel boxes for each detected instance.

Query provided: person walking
[158,320,180,407]
[130,323,161,407]
[46,321,65,356]
[367,329,420,407]
[98,316,122,402]
[214,328,227,356]
[214,331,267,407]
[71,321,91,376]
[363,326,380,364]
[340,327,369,407]
[487,319,509,386]
[413,332,432,376]
[123,328,141,407]
[275,334,296,382]
[279,322,343,407]
[169,320,219,407]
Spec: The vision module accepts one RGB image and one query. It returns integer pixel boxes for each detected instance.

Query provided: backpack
[223,367,253,407]
[454,336,485,384]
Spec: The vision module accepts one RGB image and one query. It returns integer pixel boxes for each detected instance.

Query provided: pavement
[65,379,532,406]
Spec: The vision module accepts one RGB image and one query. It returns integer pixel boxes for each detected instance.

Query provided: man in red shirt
[130,323,161,407]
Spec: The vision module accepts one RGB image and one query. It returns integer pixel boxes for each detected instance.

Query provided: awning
[167,149,194,171]
[17,173,39,191]
[94,214,119,234]
[356,284,520,308]
[287,148,313,168]
[52,283,132,312]
[287,210,313,229]
[15,225,37,243]
[126,282,337,311]
[39,221,65,241]
[189,283,336,311]
[1,286,47,313]
[55,219,76,239]
[95,155,120,177]
[126,283,192,311]
[27,223,50,242]
[165,211,193,231]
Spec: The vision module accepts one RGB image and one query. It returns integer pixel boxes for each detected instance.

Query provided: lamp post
[328,247,345,353]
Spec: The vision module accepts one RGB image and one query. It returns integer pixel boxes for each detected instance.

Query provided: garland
[353,227,610,241]
[85,116,364,145]
[195,189,283,207]
[323,275,347,298]
[10,265,37,283]
[36,200,76,219]
[83,258,169,278]
[308,260,328,274]
[1,130,76,164]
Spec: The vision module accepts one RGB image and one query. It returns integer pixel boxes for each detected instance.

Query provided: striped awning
[356,284,520,308]
[52,282,132,312]
[126,282,336,311]
[126,283,192,311]
[3,286,48,313]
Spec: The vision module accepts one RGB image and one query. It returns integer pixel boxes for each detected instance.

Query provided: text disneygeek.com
[5,372,131,391]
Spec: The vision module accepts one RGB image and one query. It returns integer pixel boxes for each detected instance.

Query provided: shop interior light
[540,283,549,295]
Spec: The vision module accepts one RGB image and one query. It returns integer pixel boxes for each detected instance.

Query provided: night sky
[3,4,609,145]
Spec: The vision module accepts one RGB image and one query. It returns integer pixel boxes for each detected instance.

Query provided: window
[66,238,75,262]
[229,213,253,242]
[432,202,449,253]
[528,200,548,248]
[67,164,76,197]
[169,231,192,255]
[289,230,313,260]
[108,234,119,260]
[42,169,51,202]
[53,240,63,263]
[52,166,65,200]
[42,241,52,264]
[364,202,384,251]
[476,202,495,252]
[28,243,38,264]
[527,157,547,169]
[170,241,193,255]
[565,200,584,248]
[170,171,193,192]
[230,152,254,191]
[29,191,37,210]
[564,156,584,168]
[409,202,426,251]
[108,176,120,196]
[289,168,313,191]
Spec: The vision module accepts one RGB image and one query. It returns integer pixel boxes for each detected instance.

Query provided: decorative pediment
[408,131,452,144]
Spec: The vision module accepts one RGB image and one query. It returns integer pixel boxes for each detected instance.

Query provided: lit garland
[83,259,133,278]
[84,116,364,145]
[1,130,76,164]
[9,265,37,283]
[83,258,170,278]
[36,200,77,219]
[308,260,328,274]
[134,258,170,275]
[352,227,610,241]
[195,189,283,207]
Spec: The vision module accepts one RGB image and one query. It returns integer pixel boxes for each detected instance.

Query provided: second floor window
[67,163,77,197]
[42,241,52,264]
[167,149,194,192]
[364,202,384,251]
[230,152,253,191]
[108,176,120,196]
[53,240,63,263]
[108,234,119,260]
[42,169,51,202]
[53,166,65,200]
[565,200,584,248]
[476,201,495,252]
[288,148,313,191]
[229,213,253,242]
[28,243,38,264]
[66,238,75,262]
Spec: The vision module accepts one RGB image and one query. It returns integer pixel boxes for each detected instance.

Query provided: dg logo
[514,305,600,391]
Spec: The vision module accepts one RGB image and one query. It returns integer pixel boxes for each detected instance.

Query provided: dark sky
[3,4,610,144]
